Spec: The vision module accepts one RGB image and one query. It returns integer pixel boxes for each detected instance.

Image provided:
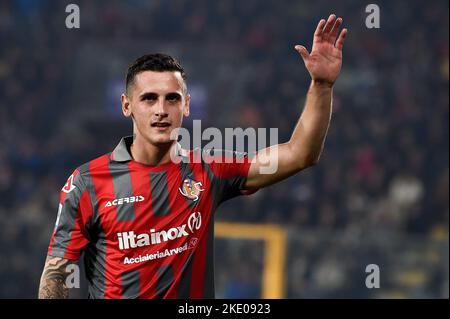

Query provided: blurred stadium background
[0,0,448,298]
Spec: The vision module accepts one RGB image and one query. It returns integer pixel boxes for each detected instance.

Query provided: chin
[151,137,174,146]
[142,129,175,146]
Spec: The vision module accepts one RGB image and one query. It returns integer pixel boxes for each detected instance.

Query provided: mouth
[151,122,171,131]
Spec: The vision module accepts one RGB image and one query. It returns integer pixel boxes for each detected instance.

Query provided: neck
[130,134,177,166]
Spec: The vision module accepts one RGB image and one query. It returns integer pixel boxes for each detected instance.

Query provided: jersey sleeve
[47,168,93,260]
[203,149,259,204]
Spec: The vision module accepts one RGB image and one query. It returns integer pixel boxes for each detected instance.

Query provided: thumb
[294,45,310,61]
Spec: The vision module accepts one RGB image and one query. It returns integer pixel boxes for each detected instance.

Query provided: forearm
[245,14,345,189]
[245,80,333,189]
[38,256,73,299]
[288,80,333,168]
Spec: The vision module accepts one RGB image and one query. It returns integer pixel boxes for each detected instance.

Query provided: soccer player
[39,14,347,299]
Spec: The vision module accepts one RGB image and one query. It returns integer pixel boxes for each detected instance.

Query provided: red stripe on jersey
[204,153,251,179]
[127,161,159,298]
[157,162,195,299]
[63,188,93,259]
[188,153,215,298]
[89,155,122,299]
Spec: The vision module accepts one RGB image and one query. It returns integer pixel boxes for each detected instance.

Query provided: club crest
[179,178,204,201]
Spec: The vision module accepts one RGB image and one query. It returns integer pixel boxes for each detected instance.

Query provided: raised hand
[295,14,348,86]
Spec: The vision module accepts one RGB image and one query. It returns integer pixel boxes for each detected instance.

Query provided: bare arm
[38,256,76,299]
[246,14,347,189]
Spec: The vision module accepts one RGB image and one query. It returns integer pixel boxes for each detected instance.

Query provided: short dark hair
[125,53,187,94]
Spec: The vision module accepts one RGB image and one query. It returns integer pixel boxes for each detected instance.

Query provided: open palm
[295,14,348,86]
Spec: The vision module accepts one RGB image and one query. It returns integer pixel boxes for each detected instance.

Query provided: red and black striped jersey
[47,136,257,299]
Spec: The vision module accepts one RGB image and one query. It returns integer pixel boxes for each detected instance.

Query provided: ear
[121,93,132,118]
[183,94,190,117]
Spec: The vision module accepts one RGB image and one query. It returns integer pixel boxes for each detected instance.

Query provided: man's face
[121,71,190,146]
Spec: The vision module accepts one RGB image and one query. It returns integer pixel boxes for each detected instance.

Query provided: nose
[155,97,168,117]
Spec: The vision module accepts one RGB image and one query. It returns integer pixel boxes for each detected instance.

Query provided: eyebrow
[139,92,182,101]
[166,92,182,100]
[139,92,157,101]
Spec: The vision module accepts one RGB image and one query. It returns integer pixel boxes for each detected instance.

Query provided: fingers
[305,14,347,52]
[294,45,310,61]
[314,19,326,38]
[335,28,348,50]
[316,14,347,48]
[322,14,337,40]
[329,17,343,43]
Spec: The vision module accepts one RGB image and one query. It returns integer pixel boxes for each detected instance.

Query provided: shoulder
[182,147,249,163]
[67,153,112,189]
[202,148,249,160]
[75,153,111,175]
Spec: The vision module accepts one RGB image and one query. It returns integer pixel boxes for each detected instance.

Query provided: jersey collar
[110,136,134,162]
[110,136,188,163]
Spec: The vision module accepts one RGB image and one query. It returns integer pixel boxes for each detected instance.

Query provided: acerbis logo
[105,195,145,207]
[117,212,202,250]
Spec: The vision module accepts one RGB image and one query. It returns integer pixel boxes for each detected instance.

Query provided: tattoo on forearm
[38,256,73,299]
